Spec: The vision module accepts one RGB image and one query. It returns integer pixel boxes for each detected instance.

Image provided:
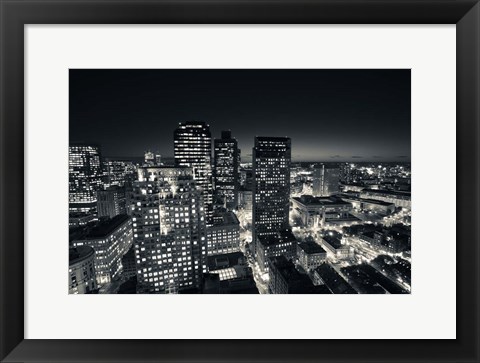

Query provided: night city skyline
[69,69,411,295]
[70,69,411,162]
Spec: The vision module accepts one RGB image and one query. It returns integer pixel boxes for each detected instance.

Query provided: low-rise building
[360,189,411,208]
[291,195,355,227]
[268,255,331,294]
[256,229,297,272]
[69,246,97,294]
[72,214,133,285]
[338,194,395,215]
[320,233,354,260]
[313,263,357,294]
[297,241,327,272]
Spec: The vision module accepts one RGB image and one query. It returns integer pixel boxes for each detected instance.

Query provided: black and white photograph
[68,69,411,294]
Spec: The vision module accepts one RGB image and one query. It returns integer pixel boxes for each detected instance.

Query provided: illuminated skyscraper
[69,143,104,214]
[213,130,240,210]
[174,121,213,224]
[132,166,207,294]
[252,137,291,255]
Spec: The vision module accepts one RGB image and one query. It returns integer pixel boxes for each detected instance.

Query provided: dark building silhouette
[268,255,330,294]
[252,137,291,255]
[313,263,357,294]
[97,185,126,219]
[213,130,240,210]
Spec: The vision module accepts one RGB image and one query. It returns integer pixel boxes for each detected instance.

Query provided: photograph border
[1,1,479,362]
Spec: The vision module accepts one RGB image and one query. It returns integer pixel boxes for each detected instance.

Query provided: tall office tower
[252,137,291,255]
[323,167,340,195]
[174,121,213,224]
[97,185,126,219]
[69,144,104,214]
[132,166,208,294]
[312,165,325,196]
[312,165,340,196]
[213,130,240,210]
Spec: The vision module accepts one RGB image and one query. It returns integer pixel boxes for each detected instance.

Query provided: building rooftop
[298,241,326,255]
[269,256,331,294]
[210,210,240,227]
[207,252,246,271]
[293,195,350,206]
[69,245,95,265]
[362,188,411,198]
[84,214,130,238]
[257,229,297,247]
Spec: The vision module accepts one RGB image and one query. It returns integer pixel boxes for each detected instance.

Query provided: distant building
[360,189,411,208]
[72,214,133,285]
[323,167,340,195]
[155,153,162,165]
[313,264,357,294]
[69,246,97,294]
[256,229,297,272]
[132,166,207,294]
[174,121,214,224]
[297,241,327,272]
[69,144,103,214]
[291,195,354,228]
[338,194,395,215]
[312,165,324,196]
[213,130,240,210]
[144,151,155,166]
[103,159,135,187]
[207,210,240,255]
[97,186,126,219]
[252,137,291,255]
[268,255,331,294]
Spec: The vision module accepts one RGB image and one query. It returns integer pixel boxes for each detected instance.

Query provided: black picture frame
[1,1,478,362]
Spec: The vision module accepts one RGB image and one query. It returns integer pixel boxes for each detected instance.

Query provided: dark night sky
[69,69,410,162]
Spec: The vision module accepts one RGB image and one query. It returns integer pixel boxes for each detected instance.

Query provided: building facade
[252,137,291,255]
[297,241,327,272]
[206,210,241,255]
[69,144,104,214]
[69,246,97,294]
[72,214,133,285]
[97,185,126,219]
[256,229,297,272]
[174,121,214,224]
[291,195,353,228]
[213,130,240,210]
[132,166,208,294]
